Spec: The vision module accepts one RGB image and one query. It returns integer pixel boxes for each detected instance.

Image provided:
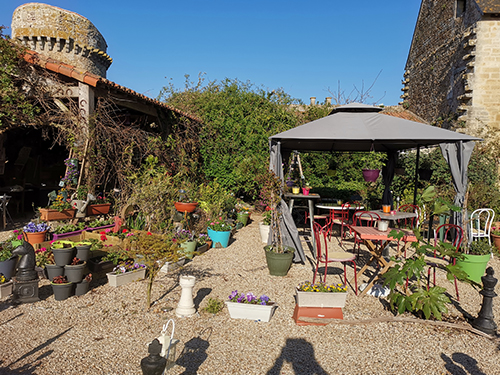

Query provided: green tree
[0,26,38,128]
[159,76,300,199]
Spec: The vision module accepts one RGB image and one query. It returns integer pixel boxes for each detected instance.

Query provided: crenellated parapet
[11,3,112,78]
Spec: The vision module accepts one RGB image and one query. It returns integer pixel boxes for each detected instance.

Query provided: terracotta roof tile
[22,49,202,123]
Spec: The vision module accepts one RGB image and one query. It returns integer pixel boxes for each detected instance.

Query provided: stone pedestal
[12,278,39,304]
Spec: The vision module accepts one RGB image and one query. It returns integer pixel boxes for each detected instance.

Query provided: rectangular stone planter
[225,301,277,322]
[107,268,146,287]
[0,280,13,298]
[295,290,347,308]
[39,208,76,221]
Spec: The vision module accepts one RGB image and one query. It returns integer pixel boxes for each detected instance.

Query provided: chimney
[325,97,332,105]
[310,97,316,106]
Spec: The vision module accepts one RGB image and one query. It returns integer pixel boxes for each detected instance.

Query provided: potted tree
[260,170,295,276]
[361,151,386,182]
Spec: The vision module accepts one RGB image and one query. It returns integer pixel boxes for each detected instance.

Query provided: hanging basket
[362,169,380,182]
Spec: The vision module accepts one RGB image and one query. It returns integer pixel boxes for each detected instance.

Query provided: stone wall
[467,18,500,134]
[402,0,483,129]
[11,3,112,77]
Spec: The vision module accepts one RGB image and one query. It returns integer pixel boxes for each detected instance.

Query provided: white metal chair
[469,208,495,245]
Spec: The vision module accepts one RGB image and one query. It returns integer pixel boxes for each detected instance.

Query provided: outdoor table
[350,226,417,296]
[368,210,417,223]
[285,192,321,254]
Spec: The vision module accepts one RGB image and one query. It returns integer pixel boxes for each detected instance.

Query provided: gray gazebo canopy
[269,103,481,263]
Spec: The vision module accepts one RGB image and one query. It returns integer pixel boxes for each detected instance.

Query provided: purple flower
[246,292,256,302]
[260,295,270,303]
[237,295,246,303]
[229,290,238,300]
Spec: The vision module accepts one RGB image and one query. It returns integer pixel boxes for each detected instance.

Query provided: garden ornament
[176,275,196,317]
[140,339,167,375]
[472,267,497,335]
[12,241,39,303]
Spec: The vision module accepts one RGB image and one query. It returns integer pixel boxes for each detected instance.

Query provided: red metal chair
[397,204,421,257]
[331,202,351,245]
[426,223,463,300]
[312,222,357,295]
[352,211,381,254]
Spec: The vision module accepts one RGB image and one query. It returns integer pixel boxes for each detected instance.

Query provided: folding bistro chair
[312,222,357,295]
[352,211,381,255]
[426,224,463,300]
[331,202,351,245]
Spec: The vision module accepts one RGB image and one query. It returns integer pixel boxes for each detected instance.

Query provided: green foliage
[360,151,386,170]
[0,26,39,128]
[468,239,493,256]
[203,297,224,314]
[129,232,180,308]
[160,76,300,200]
[383,229,471,320]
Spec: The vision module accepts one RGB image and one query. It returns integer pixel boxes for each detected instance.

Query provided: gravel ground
[1,215,500,375]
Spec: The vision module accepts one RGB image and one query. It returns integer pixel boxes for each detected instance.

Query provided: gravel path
[1,216,500,374]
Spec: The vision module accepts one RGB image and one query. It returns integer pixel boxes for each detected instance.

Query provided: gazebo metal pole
[413,146,421,205]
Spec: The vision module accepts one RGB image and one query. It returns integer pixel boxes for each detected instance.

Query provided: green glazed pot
[236,212,250,226]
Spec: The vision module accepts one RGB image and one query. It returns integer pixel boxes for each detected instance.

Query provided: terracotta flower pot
[39,208,76,221]
[23,231,48,245]
[174,202,198,213]
[86,203,111,216]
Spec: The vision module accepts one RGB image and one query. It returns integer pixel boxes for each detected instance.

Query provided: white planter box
[225,301,277,322]
[106,268,146,287]
[259,223,270,243]
[295,290,347,308]
[159,258,186,274]
[0,280,13,298]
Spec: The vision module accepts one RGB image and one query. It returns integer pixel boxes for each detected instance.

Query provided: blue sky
[1,1,421,106]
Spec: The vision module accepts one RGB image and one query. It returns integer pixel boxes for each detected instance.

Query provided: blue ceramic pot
[207,228,231,248]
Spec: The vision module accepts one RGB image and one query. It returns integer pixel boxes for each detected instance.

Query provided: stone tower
[11,3,112,78]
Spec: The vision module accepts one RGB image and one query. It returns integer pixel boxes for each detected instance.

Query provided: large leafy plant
[383,229,471,320]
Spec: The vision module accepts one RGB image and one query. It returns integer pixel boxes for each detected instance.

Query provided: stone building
[2,3,200,214]
[11,2,112,78]
[401,0,500,136]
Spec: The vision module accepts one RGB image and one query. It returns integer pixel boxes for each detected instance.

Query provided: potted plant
[106,259,147,287]
[74,241,92,261]
[72,185,90,218]
[456,240,492,284]
[35,247,59,279]
[64,257,86,283]
[207,218,233,248]
[225,290,276,322]
[361,151,386,182]
[235,204,251,227]
[86,193,112,216]
[40,188,76,221]
[260,170,295,276]
[174,228,197,260]
[52,222,87,241]
[259,207,272,243]
[51,240,76,266]
[51,275,74,301]
[0,231,22,280]
[75,273,92,296]
[22,221,50,246]
[302,182,311,196]
[295,281,348,308]
[491,229,500,252]
[0,273,13,298]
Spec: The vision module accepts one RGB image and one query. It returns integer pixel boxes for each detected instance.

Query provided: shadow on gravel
[6,327,72,368]
[176,327,212,375]
[193,287,212,310]
[441,353,487,375]
[267,338,328,375]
